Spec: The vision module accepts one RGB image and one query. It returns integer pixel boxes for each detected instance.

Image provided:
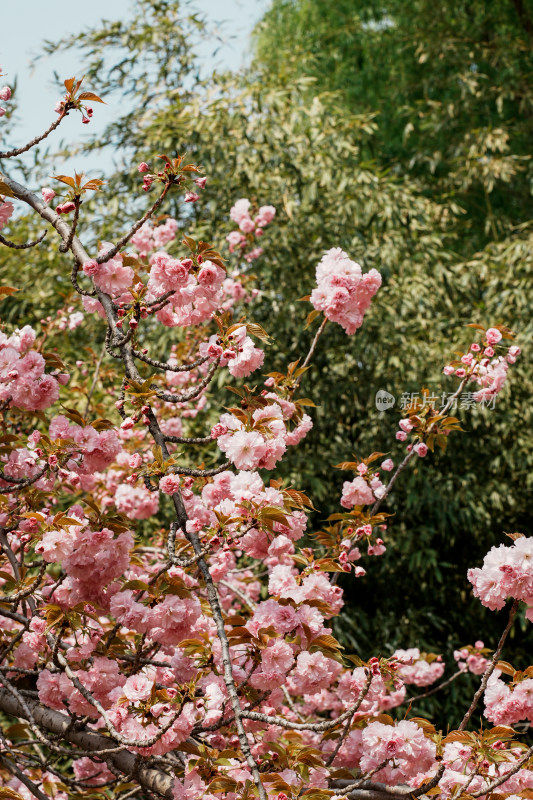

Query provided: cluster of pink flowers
[36,512,133,606]
[262,388,314,446]
[55,307,84,331]
[443,327,520,404]
[110,589,202,646]
[288,650,342,695]
[73,758,115,787]
[213,404,289,470]
[37,658,125,718]
[470,350,519,403]
[394,418,428,457]
[148,253,226,328]
[0,325,61,411]
[200,326,264,378]
[220,272,259,310]
[310,248,381,334]
[359,719,436,785]
[453,641,489,674]
[114,482,160,519]
[83,242,135,296]
[108,684,197,756]
[226,198,276,262]
[484,669,533,725]
[0,444,50,493]
[340,470,386,508]
[130,218,179,257]
[440,739,533,797]
[48,414,121,477]
[393,648,445,687]
[467,535,533,618]
[333,666,406,723]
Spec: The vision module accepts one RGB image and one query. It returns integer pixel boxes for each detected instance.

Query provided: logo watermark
[375,390,497,411]
[375,390,396,411]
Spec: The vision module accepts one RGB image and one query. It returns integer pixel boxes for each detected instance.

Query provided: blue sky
[1,0,268,163]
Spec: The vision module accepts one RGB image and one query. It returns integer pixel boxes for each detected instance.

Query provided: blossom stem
[458,598,519,731]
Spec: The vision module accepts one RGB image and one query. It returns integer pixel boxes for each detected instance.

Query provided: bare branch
[95,182,172,265]
[0,230,47,249]
[0,111,68,159]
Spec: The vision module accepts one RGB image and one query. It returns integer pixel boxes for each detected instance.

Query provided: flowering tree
[0,71,531,800]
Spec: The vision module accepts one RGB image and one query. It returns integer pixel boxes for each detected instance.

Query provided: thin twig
[0,230,47,249]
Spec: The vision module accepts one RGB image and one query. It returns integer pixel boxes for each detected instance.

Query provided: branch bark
[0,688,174,797]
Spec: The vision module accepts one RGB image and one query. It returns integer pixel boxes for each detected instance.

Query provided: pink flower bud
[56,201,76,215]
[0,86,11,101]
[470,342,481,352]
[194,176,207,189]
[41,187,56,204]
[185,191,199,203]
[484,346,494,358]
[138,162,150,173]
[381,458,394,472]
[120,417,135,430]
[395,430,407,441]
[414,442,428,457]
